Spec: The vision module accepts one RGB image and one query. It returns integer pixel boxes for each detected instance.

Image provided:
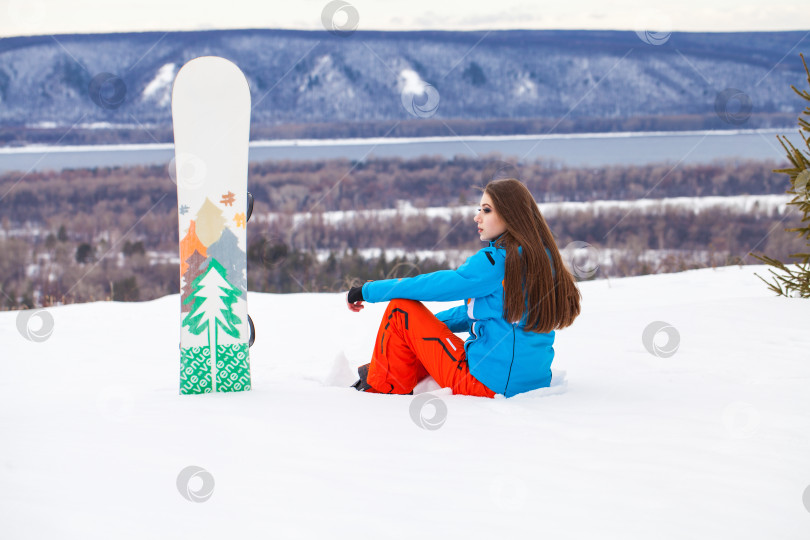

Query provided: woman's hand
[346,286,364,312]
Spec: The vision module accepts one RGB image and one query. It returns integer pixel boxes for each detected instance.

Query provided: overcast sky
[1,0,808,37]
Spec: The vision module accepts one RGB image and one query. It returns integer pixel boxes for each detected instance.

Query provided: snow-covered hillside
[0,30,805,128]
[2,265,809,539]
[260,194,794,227]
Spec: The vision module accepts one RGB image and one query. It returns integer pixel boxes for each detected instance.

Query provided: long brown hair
[484,178,581,333]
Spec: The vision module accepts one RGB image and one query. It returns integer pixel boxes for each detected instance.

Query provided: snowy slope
[1,265,809,539]
[259,195,794,229]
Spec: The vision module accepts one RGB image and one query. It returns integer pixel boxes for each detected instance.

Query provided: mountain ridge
[0,29,805,142]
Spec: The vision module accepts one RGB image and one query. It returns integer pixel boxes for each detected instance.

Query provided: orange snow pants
[366,299,496,398]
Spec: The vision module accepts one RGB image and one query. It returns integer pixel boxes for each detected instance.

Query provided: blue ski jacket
[361,241,555,397]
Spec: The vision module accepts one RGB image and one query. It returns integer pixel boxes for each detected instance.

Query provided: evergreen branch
[752,54,810,297]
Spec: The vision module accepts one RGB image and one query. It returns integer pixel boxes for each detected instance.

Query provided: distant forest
[0,155,802,310]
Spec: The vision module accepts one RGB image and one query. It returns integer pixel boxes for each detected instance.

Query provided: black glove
[347,286,364,304]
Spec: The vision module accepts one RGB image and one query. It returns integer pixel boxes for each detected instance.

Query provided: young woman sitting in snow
[345,178,582,398]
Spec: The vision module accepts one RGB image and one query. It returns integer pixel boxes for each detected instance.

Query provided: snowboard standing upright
[172,56,253,395]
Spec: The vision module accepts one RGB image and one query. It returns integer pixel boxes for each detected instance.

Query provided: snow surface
[141,63,178,107]
[260,195,794,229]
[399,68,429,95]
[1,128,786,153]
[2,265,810,539]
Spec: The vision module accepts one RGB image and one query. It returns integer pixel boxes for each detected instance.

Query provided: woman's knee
[386,298,423,310]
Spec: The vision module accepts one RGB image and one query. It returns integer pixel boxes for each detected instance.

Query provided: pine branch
[752,53,810,298]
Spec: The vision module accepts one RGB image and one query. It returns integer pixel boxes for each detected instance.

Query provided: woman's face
[474,191,508,242]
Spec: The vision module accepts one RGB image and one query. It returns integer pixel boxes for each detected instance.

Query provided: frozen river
[0,128,791,175]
